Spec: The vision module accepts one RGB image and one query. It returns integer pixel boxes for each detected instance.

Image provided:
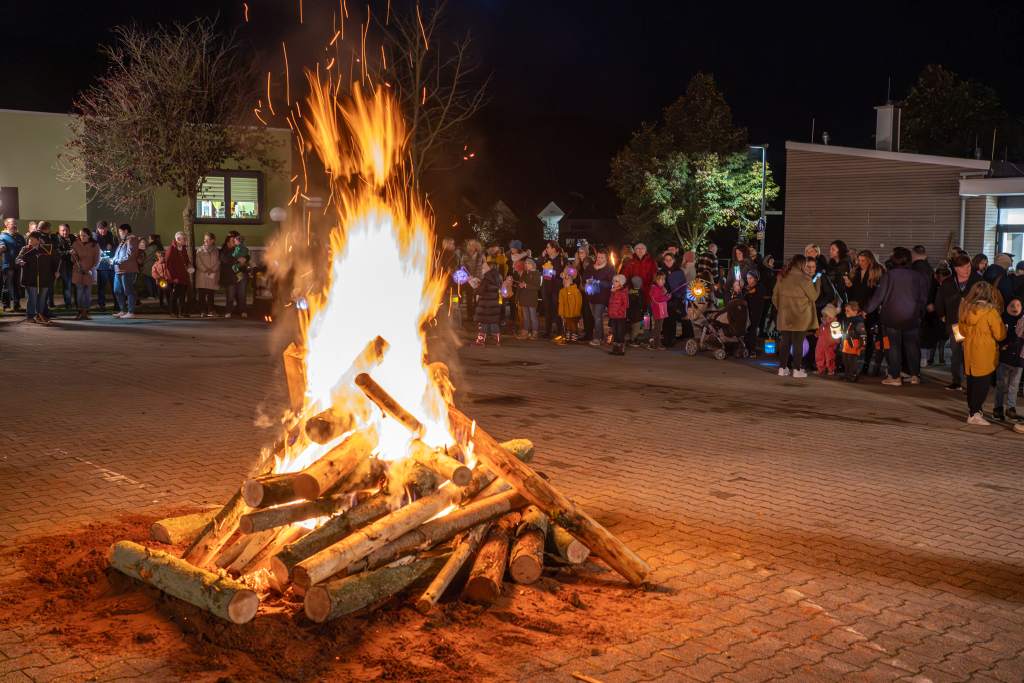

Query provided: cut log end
[241,479,264,508]
[509,531,545,585]
[291,473,322,502]
[227,590,260,624]
[270,556,290,586]
[450,465,473,487]
[303,585,332,623]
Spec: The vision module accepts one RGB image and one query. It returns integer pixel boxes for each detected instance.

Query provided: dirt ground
[0,511,669,682]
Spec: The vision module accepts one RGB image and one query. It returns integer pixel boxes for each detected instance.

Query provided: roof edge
[0,108,291,132]
[785,141,991,170]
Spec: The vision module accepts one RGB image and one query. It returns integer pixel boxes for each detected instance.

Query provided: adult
[111,223,141,319]
[680,250,697,283]
[845,250,885,374]
[55,223,76,311]
[822,240,852,306]
[910,245,934,285]
[94,220,116,311]
[743,270,766,356]
[219,231,241,317]
[935,254,983,390]
[195,232,220,317]
[572,245,595,341]
[583,249,615,346]
[141,234,164,304]
[697,244,718,281]
[17,231,56,324]
[538,241,565,338]
[983,253,1016,303]
[660,252,688,348]
[1,217,26,311]
[958,281,1006,425]
[772,254,819,378]
[866,247,929,386]
[461,239,485,321]
[804,244,829,278]
[34,221,58,315]
[971,254,989,278]
[165,230,193,318]
[726,244,753,293]
[71,227,100,319]
[622,242,657,302]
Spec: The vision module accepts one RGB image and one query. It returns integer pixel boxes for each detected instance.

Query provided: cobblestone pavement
[1,315,1023,682]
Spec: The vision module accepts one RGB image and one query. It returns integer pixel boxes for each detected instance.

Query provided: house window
[196,171,263,224]
[998,208,1024,226]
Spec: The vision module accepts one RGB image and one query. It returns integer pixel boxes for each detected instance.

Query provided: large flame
[274,73,449,476]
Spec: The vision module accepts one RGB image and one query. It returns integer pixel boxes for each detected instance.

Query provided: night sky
[4,0,1023,235]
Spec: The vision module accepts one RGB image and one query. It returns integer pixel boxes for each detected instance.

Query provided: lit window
[999,208,1024,226]
[195,172,263,223]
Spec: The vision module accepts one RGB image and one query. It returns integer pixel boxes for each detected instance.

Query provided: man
[34,221,58,316]
[17,230,56,324]
[94,221,116,311]
[111,223,140,319]
[55,223,76,311]
[935,254,983,390]
[911,245,933,284]
[866,247,929,386]
[983,252,1016,303]
[620,242,657,345]
[1,218,26,311]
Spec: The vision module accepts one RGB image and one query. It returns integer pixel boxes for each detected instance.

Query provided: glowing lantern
[764,339,777,354]
[452,267,470,285]
[584,279,600,296]
[566,266,577,279]
[157,278,169,289]
[830,321,843,340]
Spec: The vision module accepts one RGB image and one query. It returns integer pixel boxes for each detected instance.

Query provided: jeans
[96,269,114,308]
[26,286,48,319]
[966,373,993,415]
[590,303,607,342]
[778,331,805,370]
[169,283,188,316]
[652,318,664,347]
[226,276,248,314]
[995,364,1022,410]
[2,266,21,308]
[884,326,920,379]
[76,283,92,310]
[60,270,74,308]
[949,339,965,385]
[522,306,539,333]
[113,272,138,313]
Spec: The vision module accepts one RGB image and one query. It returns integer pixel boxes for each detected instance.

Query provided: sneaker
[777,368,791,377]
[589,339,601,347]
[113,312,125,318]
[122,312,135,319]
[241,312,248,319]
[792,369,807,378]
[881,377,902,386]
[945,383,961,391]
[993,407,1005,421]
[1006,407,1019,421]
[1014,422,1024,433]
[967,412,990,426]
[908,375,920,385]
[225,313,232,318]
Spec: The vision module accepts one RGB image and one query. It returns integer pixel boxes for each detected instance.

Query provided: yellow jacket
[959,305,1006,377]
[558,284,582,318]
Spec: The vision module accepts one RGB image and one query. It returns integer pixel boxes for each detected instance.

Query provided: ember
[107,66,648,626]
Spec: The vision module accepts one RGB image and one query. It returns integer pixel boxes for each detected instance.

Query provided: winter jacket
[95,231,116,271]
[557,283,583,319]
[462,249,485,279]
[999,313,1024,368]
[55,234,75,276]
[663,267,688,317]
[112,234,141,274]
[538,254,565,289]
[17,245,56,289]
[846,268,877,308]
[608,287,628,320]
[935,272,983,334]
[0,231,26,270]
[911,259,934,301]
[151,260,171,284]
[231,244,250,274]
[165,243,192,284]
[70,240,100,286]
[582,264,615,306]
[842,316,868,355]
[195,245,220,290]
[959,304,1006,377]
[982,264,1016,303]
[772,270,819,332]
[649,283,669,320]
[726,258,753,292]
[142,243,160,277]
[697,251,718,278]
[621,253,657,302]
[516,270,541,307]
[866,266,928,331]
[219,246,238,287]
[743,282,766,332]
[821,257,852,306]
[473,269,502,324]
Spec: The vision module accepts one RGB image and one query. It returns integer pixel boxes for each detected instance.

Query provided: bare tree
[377,1,489,185]
[60,18,279,262]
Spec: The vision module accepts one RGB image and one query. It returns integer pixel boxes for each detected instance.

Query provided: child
[627,275,644,347]
[150,250,171,311]
[815,303,839,375]
[516,259,542,340]
[473,260,503,346]
[557,269,583,343]
[841,301,868,382]
[993,298,1023,421]
[608,274,629,355]
[959,281,1006,426]
[648,272,669,350]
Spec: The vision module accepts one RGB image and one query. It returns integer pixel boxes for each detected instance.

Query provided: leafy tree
[609,73,777,250]
[901,64,1006,157]
[60,19,280,264]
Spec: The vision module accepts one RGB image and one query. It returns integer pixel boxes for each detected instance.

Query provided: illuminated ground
[1,314,1023,682]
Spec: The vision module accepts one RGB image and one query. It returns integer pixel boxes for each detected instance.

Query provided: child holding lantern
[815,303,840,375]
[608,274,629,355]
[557,269,583,343]
[841,301,868,382]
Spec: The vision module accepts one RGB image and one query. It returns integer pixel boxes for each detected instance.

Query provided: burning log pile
[105,80,649,627]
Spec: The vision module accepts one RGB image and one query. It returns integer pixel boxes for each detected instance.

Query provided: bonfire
[107,72,649,626]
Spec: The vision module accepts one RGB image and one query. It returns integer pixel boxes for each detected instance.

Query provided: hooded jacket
[935,271,983,333]
[866,266,928,330]
[17,244,56,288]
[473,268,502,324]
[772,269,819,332]
[71,239,100,286]
[959,304,1006,376]
[621,253,657,302]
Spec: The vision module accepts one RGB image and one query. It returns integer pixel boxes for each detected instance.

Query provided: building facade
[0,109,292,246]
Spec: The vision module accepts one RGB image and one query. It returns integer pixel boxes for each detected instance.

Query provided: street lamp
[749,144,767,257]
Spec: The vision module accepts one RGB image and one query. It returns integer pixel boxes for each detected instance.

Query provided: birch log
[150,510,218,546]
[508,506,549,584]
[462,513,520,604]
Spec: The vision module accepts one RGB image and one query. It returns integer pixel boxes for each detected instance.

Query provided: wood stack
[108,338,648,625]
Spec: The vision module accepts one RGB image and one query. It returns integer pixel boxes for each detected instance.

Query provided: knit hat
[613,274,626,287]
[509,240,523,250]
[995,253,1013,269]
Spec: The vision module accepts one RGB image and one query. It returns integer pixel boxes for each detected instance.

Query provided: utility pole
[750,145,768,256]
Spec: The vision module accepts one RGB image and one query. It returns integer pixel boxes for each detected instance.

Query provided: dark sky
[4,0,1023,227]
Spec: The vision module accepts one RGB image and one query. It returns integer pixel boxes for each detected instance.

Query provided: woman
[958,281,1005,425]
[195,232,220,317]
[538,241,566,338]
[462,240,485,322]
[772,255,819,378]
[219,231,239,315]
[823,240,852,306]
[572,245,595,341]
[845,250,885,374]
[165,231,193,318]
[804,244,828,278]
[71,227,100,319]
[726,244,752,294]
[583,249,615,346]
[743,270,766,357]
[680,250,697,283]
[660,252,688,348]
[972,254,989,278]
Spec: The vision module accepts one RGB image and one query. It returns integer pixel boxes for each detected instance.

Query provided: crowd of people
[0,218,255,322]
[439,237,1024,428]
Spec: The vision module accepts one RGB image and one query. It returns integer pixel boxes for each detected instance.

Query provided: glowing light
[830,321,843,340]
[452,268,470,285]
[296,296,309,311]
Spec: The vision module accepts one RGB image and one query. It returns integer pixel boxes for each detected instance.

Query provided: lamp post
[750,144,767,257]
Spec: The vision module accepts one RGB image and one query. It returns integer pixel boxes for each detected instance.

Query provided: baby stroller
[684,297,749,360]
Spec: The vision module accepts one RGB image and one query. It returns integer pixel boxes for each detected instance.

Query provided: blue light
[296,297,309,311]
[543,268,555,279]
[764,339,776,354]
[584,279,600,296]
[566,266,577,279]
[452,268,470,285]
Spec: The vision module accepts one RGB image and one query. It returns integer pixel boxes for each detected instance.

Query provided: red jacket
[608,287,629,319]
[621,253,657,302]
[649,283,669,320]
[165,244,192,284]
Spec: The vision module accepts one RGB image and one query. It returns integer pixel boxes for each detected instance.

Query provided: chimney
[874,103,901,151]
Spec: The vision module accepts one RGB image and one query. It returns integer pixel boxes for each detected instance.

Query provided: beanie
[995,253,1013,270]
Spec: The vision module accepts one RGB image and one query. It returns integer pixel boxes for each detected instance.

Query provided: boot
[528,331,538,341]
[493,333,501,347]
[1006,407,1019,420]
[992,406,1005,421]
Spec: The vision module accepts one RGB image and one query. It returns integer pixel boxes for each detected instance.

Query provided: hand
[187,267,195,274]
[926,303,934,312]
[842,275,851,287]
